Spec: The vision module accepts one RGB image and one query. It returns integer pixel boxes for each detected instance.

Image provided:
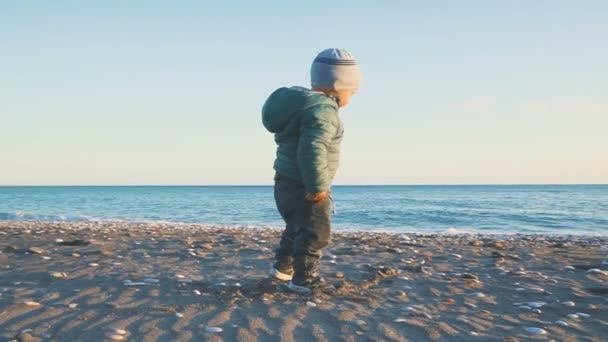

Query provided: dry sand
[0,221,607,341]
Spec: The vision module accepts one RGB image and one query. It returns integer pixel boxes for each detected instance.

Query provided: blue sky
[1,1,607,185]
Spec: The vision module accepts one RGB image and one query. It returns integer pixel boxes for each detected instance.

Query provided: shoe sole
[269,267,293,281]
[287,280,312,294]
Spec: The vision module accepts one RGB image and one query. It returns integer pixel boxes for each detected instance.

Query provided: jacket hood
[262,86,338,133]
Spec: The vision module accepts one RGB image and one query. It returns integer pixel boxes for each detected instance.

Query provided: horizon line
[1,183,607,187]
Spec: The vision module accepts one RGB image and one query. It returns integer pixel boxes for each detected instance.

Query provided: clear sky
[1,1,607,185]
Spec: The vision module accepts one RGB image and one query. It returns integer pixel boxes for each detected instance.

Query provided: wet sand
[1,221,607,341]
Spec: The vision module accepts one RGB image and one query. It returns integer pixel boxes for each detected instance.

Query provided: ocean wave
[0,211,122,223]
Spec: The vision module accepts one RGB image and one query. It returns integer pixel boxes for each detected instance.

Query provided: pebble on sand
[175,313,184,318]
[68,303,78,309]
[109,328,127,335]
[555,320,569,327]
[24,301,41,306]
[89,263,99,267]
[27,246,46,254]
[575,312,590,318]
[205,327,223,333]
[105,333,124,341]
[524,327,547,335]
[562,301,575,307]
[306,301,317,307]
[587,268,608,276]
[567,314,579,319]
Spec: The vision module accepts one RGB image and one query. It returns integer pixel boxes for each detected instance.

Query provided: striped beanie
[311,48,361,92]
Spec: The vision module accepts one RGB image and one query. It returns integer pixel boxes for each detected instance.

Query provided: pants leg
[293,195,332,277]
[273,176,306,261]
[273,174,332,276]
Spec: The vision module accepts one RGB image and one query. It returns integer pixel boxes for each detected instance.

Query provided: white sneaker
[269,267,293,281]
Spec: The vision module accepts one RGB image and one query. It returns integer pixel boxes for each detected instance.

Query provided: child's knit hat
[310,48,361,92]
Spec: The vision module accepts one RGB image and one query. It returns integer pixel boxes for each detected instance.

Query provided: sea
[0,185,606,235]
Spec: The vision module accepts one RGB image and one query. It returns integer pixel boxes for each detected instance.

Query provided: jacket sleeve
[296,105,339,193]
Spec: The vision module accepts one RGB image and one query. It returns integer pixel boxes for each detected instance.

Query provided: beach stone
[175,313,184,318]
[105,333,124,341]
[469,240,483,247]
[16,332,34,342]
[24,301,41,306]
[532,309,542,314]
[306,301,317,307]
[109,328,127,335]
[205,326,223,333]
[527,301,546,308]
[563,265,576,271]
[68,303,78,309]
[555,320,569,327]
[524,327,547,335]
[470,331,479,336]
[491,251,505,258]
[485,240,506,250]
[587,268,608,276]
[562,301,575,307]
[464,303,477,309]
[88,263,99,267]
[567,314,579,319]
[461,273,479,280]
[442,298,456,305]
[28,246,46,254]
[334,272,344,278]
[451,253,463,259]
[50,271,67,279]
[393,318,407,323]
[575,312,590,318]
[143,278,159,283]
[58,239,90,246]
[193,290,202,295]
[201,243,213,250]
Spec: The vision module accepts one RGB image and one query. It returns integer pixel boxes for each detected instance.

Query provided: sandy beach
[0,221,606,341]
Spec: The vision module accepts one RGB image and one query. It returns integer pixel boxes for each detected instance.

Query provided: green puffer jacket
[262,86,343,193]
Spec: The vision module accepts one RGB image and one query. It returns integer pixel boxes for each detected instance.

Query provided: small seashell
[68,303,78,309]
[470,331,479,336]
[205,326,223,333]
[175,313,184,318]
[24,301,41,306]
[451,253,462,259]
[306,301,317,307]
[55,238,64,243]
[193,290,201,295]
[524,327,547,335]
[41,256,51,260]
[89,263,99,267]
[563,265,576,271]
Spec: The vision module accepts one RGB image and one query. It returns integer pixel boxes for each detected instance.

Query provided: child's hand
[306,191,329,203]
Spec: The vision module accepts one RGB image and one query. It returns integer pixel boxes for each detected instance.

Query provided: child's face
[335,90,356,108]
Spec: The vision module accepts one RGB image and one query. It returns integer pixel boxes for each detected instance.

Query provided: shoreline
[1,220,606,238]
[1,221,607,341]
